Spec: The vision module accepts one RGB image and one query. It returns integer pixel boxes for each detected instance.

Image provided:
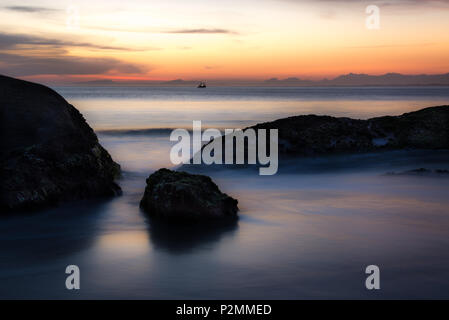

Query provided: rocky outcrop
[140,168,238,222]
[0,75,121,213]
[250,105,449,156]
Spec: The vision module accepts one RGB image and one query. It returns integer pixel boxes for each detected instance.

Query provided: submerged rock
[140,168,238,222]
[0,75,121,213]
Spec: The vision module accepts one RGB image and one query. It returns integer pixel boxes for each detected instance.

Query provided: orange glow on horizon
[1,0,449,82]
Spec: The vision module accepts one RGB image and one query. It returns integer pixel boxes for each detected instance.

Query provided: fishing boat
[197,81,206,88]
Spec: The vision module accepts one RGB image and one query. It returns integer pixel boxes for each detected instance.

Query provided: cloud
[282,0,449,7]
[0,52,144,76]
[4,6,59,13]
[305,0,449,2]
[165,28,237,34]
[0,32,143,51]
[344,43,435,49]
[366,0,449,7]
[0,33,145,76]
[80,24,238,36]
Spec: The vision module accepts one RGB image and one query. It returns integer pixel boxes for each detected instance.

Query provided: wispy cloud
[309,0,449,3]
[283,0,449,7]
[0,52,144,76]
[165,28,237,34]
[81,24,239,36]
[4,6,59,13]
[344,43,436,49]
[0,33,146,76]
[0,32,154,51]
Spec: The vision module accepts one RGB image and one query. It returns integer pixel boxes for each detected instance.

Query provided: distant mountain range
[264,73,449,86]
[74,73,449,86]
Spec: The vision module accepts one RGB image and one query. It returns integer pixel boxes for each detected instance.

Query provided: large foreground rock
[140,169,238,222]
[251,105,449,156]
[0,75,121,213]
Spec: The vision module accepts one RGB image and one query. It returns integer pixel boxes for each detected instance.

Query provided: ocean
[1,86,449,299]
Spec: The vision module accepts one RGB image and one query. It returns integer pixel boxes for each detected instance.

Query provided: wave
[96,128,186,136]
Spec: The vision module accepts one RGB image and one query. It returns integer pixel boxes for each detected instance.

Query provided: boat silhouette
[197,81,206,88]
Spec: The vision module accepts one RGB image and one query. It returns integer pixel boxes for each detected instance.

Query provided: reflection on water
[1,87,449,299]
[71,99,449,131]
[2,146,449,299]
[0,199,107,269]
[96,231,151,255]
[145,216,239,254]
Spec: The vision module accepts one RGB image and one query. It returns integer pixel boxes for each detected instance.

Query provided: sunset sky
[1,0,449,83]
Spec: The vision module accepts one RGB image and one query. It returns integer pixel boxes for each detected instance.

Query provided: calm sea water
[1,86,449,299]
[54,86,449,130]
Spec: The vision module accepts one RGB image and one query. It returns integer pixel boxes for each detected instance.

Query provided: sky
[0,0,449,83]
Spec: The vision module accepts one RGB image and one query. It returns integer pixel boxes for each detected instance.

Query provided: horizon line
[9,72,449,87]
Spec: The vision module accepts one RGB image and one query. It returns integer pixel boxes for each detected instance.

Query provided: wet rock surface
[140,168,238,222]
[250,105,449,156]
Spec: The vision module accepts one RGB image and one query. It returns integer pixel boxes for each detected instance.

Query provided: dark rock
[140,168,238,222]
[0,75,121,213]
[186,106,449,174]
[250,105,449,156]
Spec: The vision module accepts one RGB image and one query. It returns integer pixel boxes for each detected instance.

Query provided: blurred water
[55,86,449,101]
[1,87,449,299]
[54,86,449,130]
